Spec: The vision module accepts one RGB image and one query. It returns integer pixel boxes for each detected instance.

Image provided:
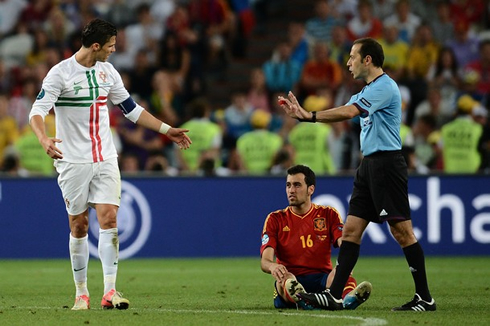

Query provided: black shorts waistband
[364,150,402,158]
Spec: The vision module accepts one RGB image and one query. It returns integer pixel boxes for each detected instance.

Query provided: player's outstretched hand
[167,128,192,150]
[277,91,311,120]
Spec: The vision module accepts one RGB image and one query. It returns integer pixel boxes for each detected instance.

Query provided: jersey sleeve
[351,83,392,117]
[107,64,131,105]
[326,206,344,247]
[260,212,279,256]
[107,64,144,122]
[29,66,63,121]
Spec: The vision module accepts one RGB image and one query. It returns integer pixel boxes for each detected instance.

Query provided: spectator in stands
[128,49,158,101]
[147,71,181,158]
[124,3,164,66]
[429,0,454,46]
[288,95,337,175]
[176,97,222,174]
[15,123,55,176]
[298,41,343,99]
[412,114,441,173]
[0,0,27,38]
[440,94,484,173]
[236,109,283,174]
[426,47,461,113]
[117,98,167,170]
[414,86,454,129]
[474,105,490,173]
[166,4,208,103]
[269,144,295,175]
[247,67,271,112]
[269,91,298,142]
[150,0,177,26]
[288,21,309,69]
[0,94,19,168]
[43,6,76,49]
[187,0,234,79]
[370,0,396,21]
[0,21,33,70]
[166,4,193,47]
[408,0,438,24]
[328,25,351,66]
[446,19,480,68]
[25,29,50,68]
[449,0,485,30]
[404,24,440,126]
[218,91,254,170]
[346,0,383,42]
[103,0,135,28]
[119,151,141,174]
[406,24,440,81]
[262,42,302,94]
[145,150,179,176]
[107,29,134,72]
[19,0,52,32]
[383,0,421,44]
[221,91,254,143]
[8,78,38,132]
[329,0,357,20]
[158,31,191,101]
[463,39,490,105]
[305,0,343,43]
[0,59,12,94]
[378,24,409,82]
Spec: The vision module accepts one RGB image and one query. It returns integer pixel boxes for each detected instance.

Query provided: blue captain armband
[118,97,137,114]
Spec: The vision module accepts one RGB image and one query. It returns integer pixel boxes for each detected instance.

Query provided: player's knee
[70,222,88,237]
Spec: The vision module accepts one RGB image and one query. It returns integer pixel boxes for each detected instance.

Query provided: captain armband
[118,97,143,123]
[118,96,137,114]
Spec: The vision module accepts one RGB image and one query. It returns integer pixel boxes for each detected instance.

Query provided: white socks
[98,228,119,294]
[69,233,89,297]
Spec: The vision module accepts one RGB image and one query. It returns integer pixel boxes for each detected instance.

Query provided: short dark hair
[353,37,384,68]
[287,165,316,187]
[81,18,117,48]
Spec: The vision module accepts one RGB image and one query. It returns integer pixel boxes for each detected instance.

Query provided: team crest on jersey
[36,88,45,100]
[99,71,107,83]
[313,217,326,231]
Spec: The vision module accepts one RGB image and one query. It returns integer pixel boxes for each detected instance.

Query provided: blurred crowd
[1,0,490,177]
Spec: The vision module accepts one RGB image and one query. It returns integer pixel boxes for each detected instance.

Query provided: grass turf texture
[0,257,489,325]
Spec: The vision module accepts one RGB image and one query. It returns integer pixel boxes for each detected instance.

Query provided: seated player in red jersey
[260,164,372,310]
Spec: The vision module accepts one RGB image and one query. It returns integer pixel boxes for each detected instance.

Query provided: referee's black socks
[330,240,360,299]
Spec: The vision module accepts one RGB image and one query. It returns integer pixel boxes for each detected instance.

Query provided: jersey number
[300,235,313,248]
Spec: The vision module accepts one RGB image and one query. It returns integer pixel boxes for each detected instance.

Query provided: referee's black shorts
[348,150,411,224]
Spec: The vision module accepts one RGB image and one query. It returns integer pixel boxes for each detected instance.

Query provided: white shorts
[55,158,121,215]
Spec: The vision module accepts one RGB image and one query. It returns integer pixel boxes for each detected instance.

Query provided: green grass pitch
[0,256,489,325]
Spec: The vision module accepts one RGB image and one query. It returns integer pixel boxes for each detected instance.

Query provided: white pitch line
[8,307,388,326]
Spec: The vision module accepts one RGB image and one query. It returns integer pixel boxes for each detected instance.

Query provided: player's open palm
[167,128,192,150]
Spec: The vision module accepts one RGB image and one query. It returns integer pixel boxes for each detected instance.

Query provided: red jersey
[260,203,344,276]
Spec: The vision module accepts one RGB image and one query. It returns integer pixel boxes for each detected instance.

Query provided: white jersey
[30,55,137,163]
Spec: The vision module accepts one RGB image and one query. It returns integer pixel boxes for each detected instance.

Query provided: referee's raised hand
[278,91,312,121]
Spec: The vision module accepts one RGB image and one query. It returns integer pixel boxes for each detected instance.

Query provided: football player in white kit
[29,18,192,311]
